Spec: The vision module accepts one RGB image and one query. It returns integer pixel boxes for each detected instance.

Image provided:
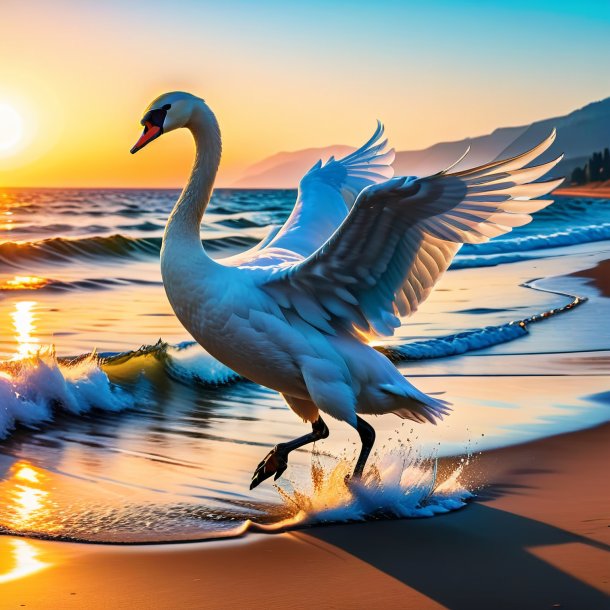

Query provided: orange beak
[130,121,162,154]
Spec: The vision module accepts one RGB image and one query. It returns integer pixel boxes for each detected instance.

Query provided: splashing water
[268,450,474,530]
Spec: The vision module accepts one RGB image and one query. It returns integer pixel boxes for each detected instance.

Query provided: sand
[0,423,608,610]
[572,259,610,297]
[555,181,610,199]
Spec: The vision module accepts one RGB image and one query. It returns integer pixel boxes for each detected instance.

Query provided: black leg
[352,416,376,480]
[250,416,329,489]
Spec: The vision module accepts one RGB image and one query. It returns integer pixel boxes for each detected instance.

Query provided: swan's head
[130,91,203,154]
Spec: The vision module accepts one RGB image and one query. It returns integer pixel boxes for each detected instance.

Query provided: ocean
[0,188,608,543]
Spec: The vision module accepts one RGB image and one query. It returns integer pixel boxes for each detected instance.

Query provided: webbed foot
[250,445,289,490]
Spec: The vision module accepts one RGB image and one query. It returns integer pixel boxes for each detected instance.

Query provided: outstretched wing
[262,131,563,337]
[224,122,394,268]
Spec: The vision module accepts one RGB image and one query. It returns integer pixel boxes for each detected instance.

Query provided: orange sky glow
[0,0,608,188]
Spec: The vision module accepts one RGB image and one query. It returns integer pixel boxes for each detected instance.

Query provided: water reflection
[10,300,38,358]
[0,462,54,534]
[15,464,40,484]
[0,209,14,231]
[0,539,51,584]
[0,275,49,290]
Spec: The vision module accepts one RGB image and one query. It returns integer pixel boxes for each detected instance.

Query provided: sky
[0,0,609,188]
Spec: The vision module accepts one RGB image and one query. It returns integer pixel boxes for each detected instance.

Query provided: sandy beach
[1,422,608,610]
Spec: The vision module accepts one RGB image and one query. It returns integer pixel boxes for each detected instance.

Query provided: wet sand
[555,182,610,199]
[572,258,610,297]
[1,423,608,609]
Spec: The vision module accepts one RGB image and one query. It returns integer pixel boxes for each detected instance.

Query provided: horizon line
[0,185,299,191]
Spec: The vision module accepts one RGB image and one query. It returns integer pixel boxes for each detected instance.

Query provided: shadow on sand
[307,501,609,609]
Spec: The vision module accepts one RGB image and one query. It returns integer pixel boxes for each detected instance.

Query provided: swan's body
[132,91,562,487]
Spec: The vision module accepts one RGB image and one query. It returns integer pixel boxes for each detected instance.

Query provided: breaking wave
[461,223,610,255]
[99,340,241,387]
[0,350,136,439]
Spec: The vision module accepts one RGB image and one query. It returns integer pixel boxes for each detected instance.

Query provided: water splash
[270,450,473,528]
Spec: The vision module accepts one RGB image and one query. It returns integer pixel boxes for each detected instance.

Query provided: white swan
[131,91,563,489]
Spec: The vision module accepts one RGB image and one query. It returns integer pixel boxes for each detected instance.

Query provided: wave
[216,217,269,229]
[460,223,610,256]
[0,341,240,442]
[0,235,160,265]
[383,286,584,362]
[382,322,528,360]
[0,233,260,267]
[99,340,241,387]
[90,286,587,388]
[100,288,584,386]
[117,221,165,232]
[0,284,585,441]
[451,253,536,269]
[3,221,609,271]
[0,350,136,440]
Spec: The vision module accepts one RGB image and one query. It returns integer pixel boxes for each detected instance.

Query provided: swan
[131,91,563,489]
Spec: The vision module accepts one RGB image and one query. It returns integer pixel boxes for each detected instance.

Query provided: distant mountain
[233,97,610,187]
[491,97,610,179]
[392,125,530,177]
[233,145,355,188]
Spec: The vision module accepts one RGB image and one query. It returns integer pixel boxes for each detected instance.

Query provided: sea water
[0,189,608,542]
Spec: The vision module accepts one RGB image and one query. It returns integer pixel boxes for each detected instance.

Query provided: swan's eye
[141,106,169,128]
[162,104,171,111]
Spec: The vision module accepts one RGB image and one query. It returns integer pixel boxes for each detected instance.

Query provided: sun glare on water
[0,276,49,291]
[10,301,39,359]
[0,463,54,583]
[0,102,23,153]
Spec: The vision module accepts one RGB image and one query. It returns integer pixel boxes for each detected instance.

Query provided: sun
[0,102,24,153]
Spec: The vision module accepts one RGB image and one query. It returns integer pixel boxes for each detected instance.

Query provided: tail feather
[380,382,452,424]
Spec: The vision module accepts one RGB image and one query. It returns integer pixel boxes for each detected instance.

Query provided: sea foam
[0,350,135,439]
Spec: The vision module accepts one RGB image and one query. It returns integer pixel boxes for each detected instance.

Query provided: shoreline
[1,423,608,609]
[555,183,610,199]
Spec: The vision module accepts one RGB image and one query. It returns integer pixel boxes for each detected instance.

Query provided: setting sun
[0,103,23,154]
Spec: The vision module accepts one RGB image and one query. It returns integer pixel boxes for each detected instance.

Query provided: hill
[233,97,610,188]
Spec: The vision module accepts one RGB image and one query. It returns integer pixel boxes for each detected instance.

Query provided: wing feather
[263,131,562,337]
[223,123,395,268]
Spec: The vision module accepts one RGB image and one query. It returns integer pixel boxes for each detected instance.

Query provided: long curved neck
[163,103,221,260]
